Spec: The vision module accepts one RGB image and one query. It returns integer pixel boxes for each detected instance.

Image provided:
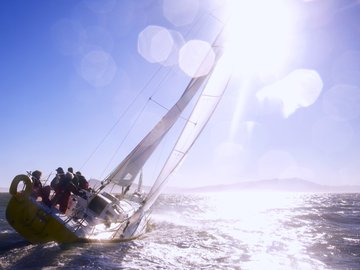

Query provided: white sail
[142,53,232,212]
[99,47,223,191]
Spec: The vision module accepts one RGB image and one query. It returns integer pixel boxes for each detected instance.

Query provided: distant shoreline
[166,178,360,194]
[2,178,360,194]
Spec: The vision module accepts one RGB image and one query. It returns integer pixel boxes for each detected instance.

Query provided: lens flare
[179,40,215,77]
[80,50,117,88]
[162,0,200,26]
[138,25,174,64]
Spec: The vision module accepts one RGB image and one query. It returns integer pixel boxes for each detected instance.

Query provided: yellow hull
[6,175,148,244]
[6,175,79,244]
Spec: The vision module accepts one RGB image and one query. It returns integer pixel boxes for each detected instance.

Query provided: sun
[223,0,297,77]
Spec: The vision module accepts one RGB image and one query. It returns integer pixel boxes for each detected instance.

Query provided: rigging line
[109,182,116,194]
[147,63,175,101]
[207,6,227,25]
[99,96,151,179]
[184,1,227,40]
[148,96,168,111]
[145,76,233,205]
[100,66,177,180]
[181,4,226,43]
[79,64,165,171]
[182,6,208,39]
[149,97,197,125]
[146,125,171,189]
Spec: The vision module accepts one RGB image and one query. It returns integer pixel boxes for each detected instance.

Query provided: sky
[1,0,360,189]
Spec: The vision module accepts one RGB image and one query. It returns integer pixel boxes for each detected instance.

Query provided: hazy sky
[1,0,360,188]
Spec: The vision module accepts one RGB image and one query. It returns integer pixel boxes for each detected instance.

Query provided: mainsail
[99,38,223,191]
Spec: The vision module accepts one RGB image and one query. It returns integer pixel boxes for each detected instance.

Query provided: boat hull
[6,195,79,244]
[6,175,148,244]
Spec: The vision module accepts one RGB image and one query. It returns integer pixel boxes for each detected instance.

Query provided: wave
[0,193,359,269]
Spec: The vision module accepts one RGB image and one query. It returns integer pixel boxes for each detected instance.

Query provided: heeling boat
[6,31,231,244]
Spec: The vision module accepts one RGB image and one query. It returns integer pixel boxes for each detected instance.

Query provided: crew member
[31,170,51,207]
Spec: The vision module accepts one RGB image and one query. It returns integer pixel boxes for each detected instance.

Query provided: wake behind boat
[5,26,231,244]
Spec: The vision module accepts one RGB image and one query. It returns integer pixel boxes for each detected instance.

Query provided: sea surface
[0,192,359,270]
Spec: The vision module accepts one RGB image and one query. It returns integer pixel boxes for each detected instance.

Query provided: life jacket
[78,175,89,190]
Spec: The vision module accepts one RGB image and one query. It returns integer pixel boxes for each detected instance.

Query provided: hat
[32,170,42,180]
[56,167,64,174]
[68,167,74,173]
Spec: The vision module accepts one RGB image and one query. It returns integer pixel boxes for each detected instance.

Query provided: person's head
[56,167,64,175]
[32,170,42,180]
[68,167,74,173]
[75,171,82,176]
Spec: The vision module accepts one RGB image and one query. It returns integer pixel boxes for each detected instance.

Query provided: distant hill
[182,178,360,193]
[65,177,360,194]
[3,178,358,194]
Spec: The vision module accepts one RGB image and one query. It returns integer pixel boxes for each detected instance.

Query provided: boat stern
[6,174,79,244]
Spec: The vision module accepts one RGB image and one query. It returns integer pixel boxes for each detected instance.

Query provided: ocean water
[0,192,359,270]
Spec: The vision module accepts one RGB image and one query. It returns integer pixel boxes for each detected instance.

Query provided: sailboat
[5,30,231,244]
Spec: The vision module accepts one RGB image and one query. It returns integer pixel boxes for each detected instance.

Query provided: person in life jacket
[51,168,77,213]
[31,170,51,207]
[75,171,89,190]
[67,167,79,188]
[51,167,65,190]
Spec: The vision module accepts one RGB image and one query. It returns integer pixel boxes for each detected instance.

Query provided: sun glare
[222,0,300,141]
[224,0,296,76]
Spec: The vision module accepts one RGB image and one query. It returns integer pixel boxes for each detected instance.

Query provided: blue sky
[1,0,360,188]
